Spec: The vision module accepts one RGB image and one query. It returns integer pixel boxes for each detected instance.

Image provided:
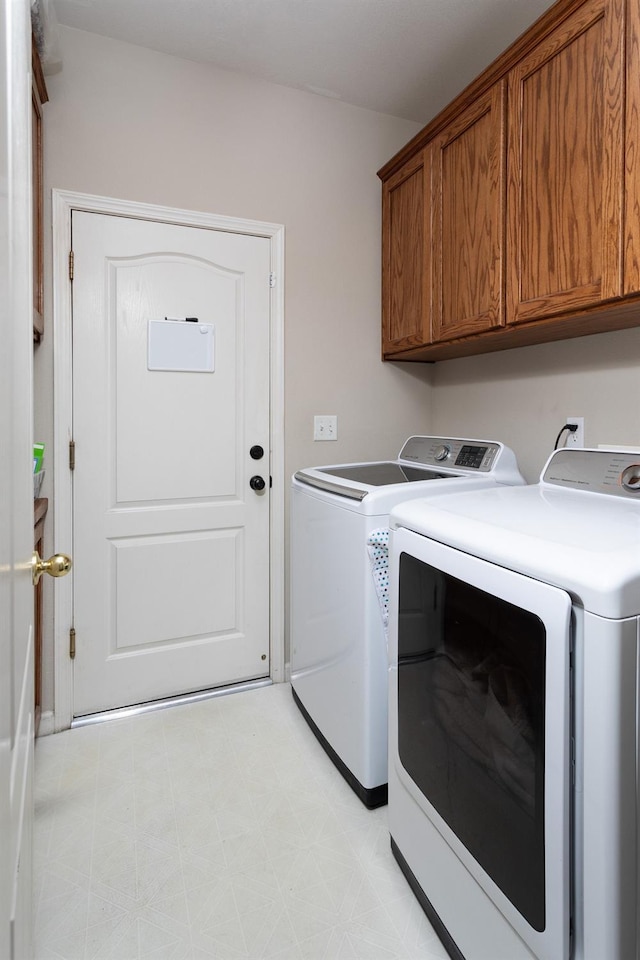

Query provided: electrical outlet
[314,415,338,441]
[566,416,585,447]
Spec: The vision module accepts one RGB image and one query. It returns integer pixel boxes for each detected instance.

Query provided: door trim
[52,189,285,732]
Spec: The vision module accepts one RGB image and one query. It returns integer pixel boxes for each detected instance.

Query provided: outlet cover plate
[566,416,584,446]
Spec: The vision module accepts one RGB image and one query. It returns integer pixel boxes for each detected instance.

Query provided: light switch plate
[314,415,337,441]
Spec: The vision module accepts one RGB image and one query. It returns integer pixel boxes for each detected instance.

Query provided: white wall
[35,26,431,713]
[431,327,640,482]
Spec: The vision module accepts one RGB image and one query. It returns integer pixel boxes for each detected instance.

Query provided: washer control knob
[433,444,451,462]
[621,464,640,492]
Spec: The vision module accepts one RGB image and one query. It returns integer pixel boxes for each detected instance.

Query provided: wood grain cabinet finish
[507,0,624,324]
[432,83,506,341]
[379,0,640,362]
[381,149,431,354]
[624,0,640,293]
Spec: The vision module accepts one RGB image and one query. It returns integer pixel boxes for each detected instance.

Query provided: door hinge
[269,272,276,288]
[69,627,76,660]
[69,250,74,281]
[69,439,75,471]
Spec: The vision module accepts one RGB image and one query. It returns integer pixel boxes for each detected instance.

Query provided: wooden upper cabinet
[432,83,506,342]
[624,0,640,293]
[381,149,431,354]
[506,0,624,324]
[379,0,640,362]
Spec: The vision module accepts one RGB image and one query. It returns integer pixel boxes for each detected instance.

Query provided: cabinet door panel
[507,0,623,324]
[432,83,506,342]
[382,150,431,354]
[624,0,640,294]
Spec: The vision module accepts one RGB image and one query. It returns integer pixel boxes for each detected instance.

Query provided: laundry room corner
[430,326,640,482]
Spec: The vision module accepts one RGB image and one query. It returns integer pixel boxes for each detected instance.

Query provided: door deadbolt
[250,445,264,460]
[250,475,266,491]
[32,551,72,586]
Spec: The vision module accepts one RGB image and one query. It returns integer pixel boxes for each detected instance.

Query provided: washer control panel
[544,448,640,497]
[399,437,501,473]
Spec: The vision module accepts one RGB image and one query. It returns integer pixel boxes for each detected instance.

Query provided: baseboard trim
[36,710,55,737]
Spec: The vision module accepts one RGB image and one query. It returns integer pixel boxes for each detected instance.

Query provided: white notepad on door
[147,318,215,372]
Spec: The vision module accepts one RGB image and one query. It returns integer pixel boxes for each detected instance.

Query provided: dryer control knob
[621,464,640,492]
[434,444,451,462]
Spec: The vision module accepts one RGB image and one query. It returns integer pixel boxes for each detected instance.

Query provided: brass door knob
[31,551,72,586]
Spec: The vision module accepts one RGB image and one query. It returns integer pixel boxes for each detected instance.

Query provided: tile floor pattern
[34,682,449,960]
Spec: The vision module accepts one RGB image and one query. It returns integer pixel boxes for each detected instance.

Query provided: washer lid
[391,479,640,618]
[293,437,524,503]
[316,462,448,485]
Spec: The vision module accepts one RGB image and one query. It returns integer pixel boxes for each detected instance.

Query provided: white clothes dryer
[388,447,640,960]
[290,436,524,808]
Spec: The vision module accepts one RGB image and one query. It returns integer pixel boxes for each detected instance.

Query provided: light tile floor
[34,682,449,960]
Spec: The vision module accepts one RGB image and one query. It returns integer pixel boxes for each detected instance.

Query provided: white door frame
[52,189,285,732]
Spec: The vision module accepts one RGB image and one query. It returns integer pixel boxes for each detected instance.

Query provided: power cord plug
[554,423,578,450]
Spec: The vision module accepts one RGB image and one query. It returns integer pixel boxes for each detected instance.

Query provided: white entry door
[72,211,272,716]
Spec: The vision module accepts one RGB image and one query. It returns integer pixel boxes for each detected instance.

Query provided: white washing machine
[290,436,524,808]
[388,447,640,960]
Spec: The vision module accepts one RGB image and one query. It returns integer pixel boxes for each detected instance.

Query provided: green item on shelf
[33,442,45,474]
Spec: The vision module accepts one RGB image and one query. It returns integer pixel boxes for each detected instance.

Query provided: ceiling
[52,0,555,123]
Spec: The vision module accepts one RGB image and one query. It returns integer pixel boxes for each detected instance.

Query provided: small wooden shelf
[34,497,48,527]
[32,38,48,343]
